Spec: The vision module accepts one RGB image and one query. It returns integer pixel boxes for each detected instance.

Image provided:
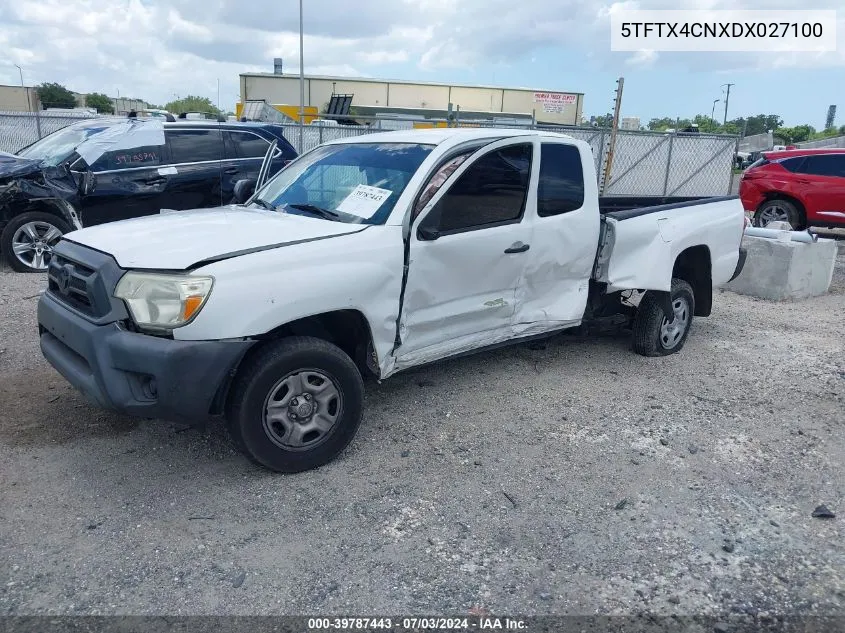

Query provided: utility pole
[602,76,624,194]
[722,83,734,126]
[298,0,305,153]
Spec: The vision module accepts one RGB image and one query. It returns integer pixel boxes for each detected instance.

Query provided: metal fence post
[729,135,740,194]
[596,129,606,187]
[662,133,675,196]
[26,88,42,139]
[319,123,323,145]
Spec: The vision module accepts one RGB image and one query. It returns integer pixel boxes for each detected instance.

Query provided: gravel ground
[0,244,843,619]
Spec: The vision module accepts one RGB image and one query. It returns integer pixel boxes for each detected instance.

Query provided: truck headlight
[114,272,213,330]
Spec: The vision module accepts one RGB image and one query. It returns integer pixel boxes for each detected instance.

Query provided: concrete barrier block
[724,235,837,300]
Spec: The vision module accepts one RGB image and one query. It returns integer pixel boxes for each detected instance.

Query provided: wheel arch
[672,245,711,317]
[209,309,377,417]
[1,198,79,229]
[758,192,807,228]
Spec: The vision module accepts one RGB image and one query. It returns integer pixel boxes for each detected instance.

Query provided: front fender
[175,226,404,376]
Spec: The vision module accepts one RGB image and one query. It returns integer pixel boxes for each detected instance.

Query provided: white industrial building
[239,71,584,126]
[621,117,641,131]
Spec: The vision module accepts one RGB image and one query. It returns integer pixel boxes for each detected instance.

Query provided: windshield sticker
[336,184,392,218]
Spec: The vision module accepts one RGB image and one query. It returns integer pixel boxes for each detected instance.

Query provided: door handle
[142,176,167,185]
[504,242,530,254]
[223,167,240,174]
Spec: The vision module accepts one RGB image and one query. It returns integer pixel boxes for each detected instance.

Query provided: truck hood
[63,206,368,269]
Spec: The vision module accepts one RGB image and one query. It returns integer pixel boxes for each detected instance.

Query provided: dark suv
[0,118,297,272]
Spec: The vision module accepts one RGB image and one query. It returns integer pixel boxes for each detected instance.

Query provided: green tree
[728,114,783,136]
[839,124,845,136]
[647,117,692,131]
[85,92,114,114]
[774,127,794,144]
[692,114,723,133]
[36,82,77,109]
[164,95,221,116]
[791,125,816,142]
[647,117,676,131]
[775,124,816,144]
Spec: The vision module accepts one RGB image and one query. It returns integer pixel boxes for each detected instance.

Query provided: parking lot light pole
[711,99,720,124]
[299,0,305,152]
[15,64,41,138]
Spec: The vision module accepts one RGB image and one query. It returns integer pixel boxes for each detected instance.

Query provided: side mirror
[233,179,256,204]
[79,171,96,196]
[417,224,440,241]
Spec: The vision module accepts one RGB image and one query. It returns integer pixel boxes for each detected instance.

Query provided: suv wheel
[754,199,804,230]
[226,336,364,473]
[1,212,70,273]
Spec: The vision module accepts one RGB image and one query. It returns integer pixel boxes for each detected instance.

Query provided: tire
[753,199,804,230]
[632,278,695,357]
[1,211,70,273]
[226,336,364,473]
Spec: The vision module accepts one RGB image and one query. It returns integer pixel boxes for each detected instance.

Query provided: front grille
[47,253,105,318]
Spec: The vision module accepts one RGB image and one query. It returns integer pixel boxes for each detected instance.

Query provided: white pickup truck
[37,128,747,472]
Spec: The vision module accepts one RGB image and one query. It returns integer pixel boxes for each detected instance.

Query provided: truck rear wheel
[632,278,695,357]
[226,336,364,473]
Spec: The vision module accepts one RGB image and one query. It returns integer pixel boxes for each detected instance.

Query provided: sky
[0,0,842,128]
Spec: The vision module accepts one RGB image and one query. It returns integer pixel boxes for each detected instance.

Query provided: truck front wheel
[632,278,695,357]
[226,336,364,473]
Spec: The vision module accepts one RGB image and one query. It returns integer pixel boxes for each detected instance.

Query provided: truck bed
[598,195,716,216]
[593,195,745,293]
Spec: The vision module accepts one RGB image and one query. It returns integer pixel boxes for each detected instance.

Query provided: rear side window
[538,143,585,216]
[226,131,270,158]
[802,155,845,177]
[430,143,532,233]
[778,157,805,173]
[167,128,224,164]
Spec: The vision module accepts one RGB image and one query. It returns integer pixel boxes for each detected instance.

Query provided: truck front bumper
[38,292,254,424]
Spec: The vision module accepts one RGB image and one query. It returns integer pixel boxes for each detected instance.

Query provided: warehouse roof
[240,72,584,96]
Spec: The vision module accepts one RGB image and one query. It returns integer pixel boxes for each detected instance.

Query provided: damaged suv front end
[0,118,155,273]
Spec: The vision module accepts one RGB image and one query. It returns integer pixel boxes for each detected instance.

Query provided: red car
[739,148,845,229]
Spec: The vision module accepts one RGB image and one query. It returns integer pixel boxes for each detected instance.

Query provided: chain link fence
[0,111,737,196]
[0,110,99,154]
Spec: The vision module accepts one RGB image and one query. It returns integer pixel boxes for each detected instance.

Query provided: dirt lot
[0,244,843,618]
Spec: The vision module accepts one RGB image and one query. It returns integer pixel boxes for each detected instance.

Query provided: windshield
[251,142,434,224]
[17,121,121,166]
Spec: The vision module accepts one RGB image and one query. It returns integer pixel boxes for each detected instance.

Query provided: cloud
[0,0,842,110]
[626,50,658,67]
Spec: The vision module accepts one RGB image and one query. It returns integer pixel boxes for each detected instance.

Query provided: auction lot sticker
[337,184,392,218]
